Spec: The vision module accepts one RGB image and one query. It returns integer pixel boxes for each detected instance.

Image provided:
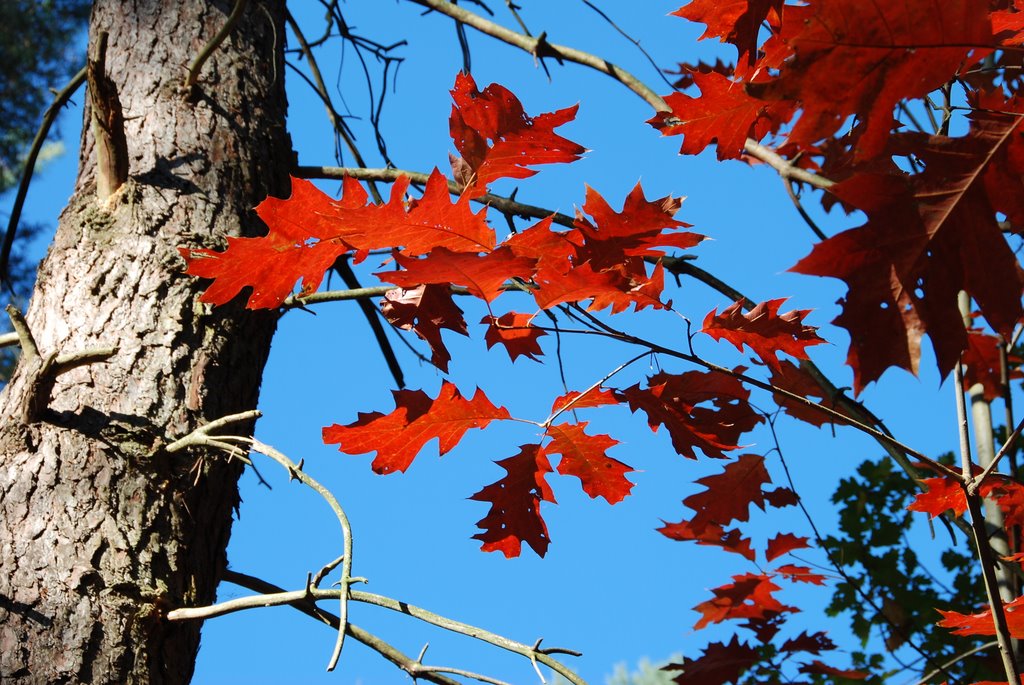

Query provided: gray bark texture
[0,0,291,682]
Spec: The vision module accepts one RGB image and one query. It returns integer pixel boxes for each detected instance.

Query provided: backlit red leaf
[622,370,763,460]
[937,595,1024,639]
[650,70,795,159]
[907,475,968,518]
[767,360,857,428]
[449,72,585,196]
[702,298,825,372]
[657,519,755,561]
[774,564,826,586]
[379,246,536,303]
[323,382,510,474]
[663,635,759,685]
[482,312,546,362]
[381,285,467,372]
[545,422,634,504]
[750,0,992,157]
[766,533,810,562]
[470,444,556,558]
[693,573,797,630]
[180,172,495,308]
[684,454,772,530]
[549,388,620,414]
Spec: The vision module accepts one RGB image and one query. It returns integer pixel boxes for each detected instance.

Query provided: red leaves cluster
[661,0,1024,392]
[701,298,825,372]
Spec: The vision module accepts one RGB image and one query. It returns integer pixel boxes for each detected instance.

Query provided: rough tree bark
[0,1,291,682]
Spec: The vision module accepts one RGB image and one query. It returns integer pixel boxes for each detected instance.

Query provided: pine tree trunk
[0,1,290,682]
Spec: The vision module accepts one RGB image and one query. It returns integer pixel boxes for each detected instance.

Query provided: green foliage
[823,456,998,682]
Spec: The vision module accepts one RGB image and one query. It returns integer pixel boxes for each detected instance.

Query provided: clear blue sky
[3,2,974,683]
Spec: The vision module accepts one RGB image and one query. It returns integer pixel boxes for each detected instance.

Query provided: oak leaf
[381,285,467,372]
[470,444,556,558]
[449,72,585,196]
[663,635,759,685]
[693,573,797,630]
[323,382,509,474]
[766,533,810,562]
[701,298,825,372]
[481,312,546,362]
[379,246,537,303]
[657,519,755,561]
[545,422,634,504]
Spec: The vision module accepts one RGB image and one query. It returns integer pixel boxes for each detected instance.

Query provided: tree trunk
[0,1,290,682]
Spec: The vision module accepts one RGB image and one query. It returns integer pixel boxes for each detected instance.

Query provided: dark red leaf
[381,285,467,372]
[693,573,797,630]
[702,298,826,372]
[766,533,810,562]
[663,635,759,685]
[658,519,755,561]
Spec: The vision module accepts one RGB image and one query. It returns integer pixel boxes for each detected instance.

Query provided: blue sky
[3,2,981,683]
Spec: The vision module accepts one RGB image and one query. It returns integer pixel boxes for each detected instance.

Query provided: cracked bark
[0,1,291,682]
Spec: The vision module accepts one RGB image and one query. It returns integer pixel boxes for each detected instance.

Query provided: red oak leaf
[381,285,467,372]
[572,183,701,268]
[545,422,634,504]
[791,111,1024,391]
[322,381,510,474]
[649,70,795,159]
[683,454,772,531]
[766,533,810,562]
[481,312,546,362]
[379,246,537,303]
[767,360,856,428]
[672,0,783,67]
[764,486,799,508]
[797,661,868,679]
[994,0,1024,46]
[907,475,968,518]
[470,444,556,558]
[749,0,992,157]
[937,595,1024,639]
[622,370,763,460]
[693,573,797,630]
[657,519,755,561]
[449,72,585,196]
[774,564,826,586]
[962,328,1017,402]
[663,636,759,685]
[549,388,620,414]
[781,631,837,656]
[531,259,668,313]
[180,171,494,308]
[702,298,826,372]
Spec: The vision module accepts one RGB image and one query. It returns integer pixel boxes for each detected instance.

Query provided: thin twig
[1,66,87,288]
[540,351,647,428]
[184,0,250,89]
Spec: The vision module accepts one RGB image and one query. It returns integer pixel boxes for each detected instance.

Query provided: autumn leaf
[671,0,783,67]
[766,533,810,562]
[764,486,799,508]
[797,660,868,679]
[907,475,969,518]
[774,564,826,586]
[481,312,546,362]
[449,72,585,196]
[470,444,556,558]
[549,387,620,414]
[781,631,836,656]
[962,328,1018,402]
[180,171,494,309]
[766,360,856,428]
[749,0,992,157]
[657,519,755,561]
[683,454,773,531]
[381,285,467,372]
[323,381,510,474]
[663,635,759,685]
[937,595,1024,639]
[649,69,795,159]
[622,370,763,460]
[379,246,537,303]
[701,298,826,372]
[693,573,797,630]
[791,107,1024,390]
[545,422,634,504]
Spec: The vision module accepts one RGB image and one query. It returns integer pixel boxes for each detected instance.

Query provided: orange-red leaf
[908,475,968,518]
[672,0,783,66]
[381,285,467,372]
[649,70,795,159]
[180,172,495,309]
[774,564,826,586]
[470,444,556,558]
[549,388,620,414]
[766,533,810,562]
[750,0,992,157]
[664,636,759,685]
[684,454,773,531]
[323,382,510,474]
[702,298,826,372]
[379,246,536,303]
[937,595,1024,638]
[622,370,763,460]
[545,422,634,504]
[693,573,797,630]
[449,72,585,196]
[481,312,546,362]
[657,519,755,561]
